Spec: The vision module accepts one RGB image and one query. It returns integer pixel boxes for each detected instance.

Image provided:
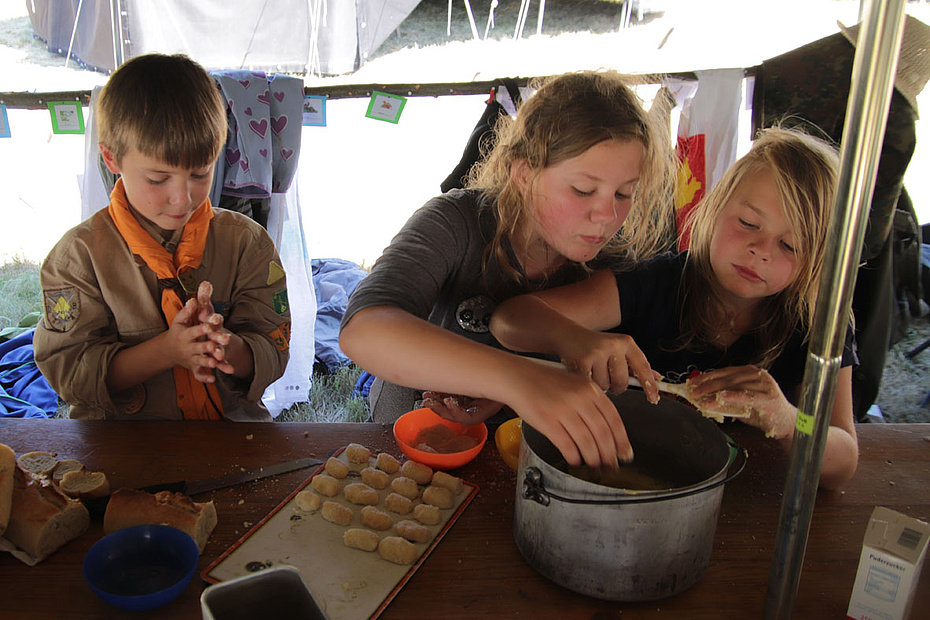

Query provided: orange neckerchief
[107,178,224,420]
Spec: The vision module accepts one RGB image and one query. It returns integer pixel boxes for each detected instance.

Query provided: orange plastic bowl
[393,408,488,470]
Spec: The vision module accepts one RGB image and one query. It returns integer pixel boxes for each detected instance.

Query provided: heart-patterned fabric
[209,71,303,204]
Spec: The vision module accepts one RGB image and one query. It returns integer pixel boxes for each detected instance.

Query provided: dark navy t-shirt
[612,252,856,399]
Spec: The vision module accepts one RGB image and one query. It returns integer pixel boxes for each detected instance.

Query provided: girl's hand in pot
[507,359,633,469]
[688,366,796,439]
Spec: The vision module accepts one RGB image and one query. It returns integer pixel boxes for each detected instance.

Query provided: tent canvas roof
[26,0,421,76]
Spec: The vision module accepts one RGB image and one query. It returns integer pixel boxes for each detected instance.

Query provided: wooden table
[1,419,927,619]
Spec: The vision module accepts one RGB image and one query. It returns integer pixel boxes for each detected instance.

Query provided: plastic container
[201,565,326,620]
[83,525,199,612]
[393,407,487,470]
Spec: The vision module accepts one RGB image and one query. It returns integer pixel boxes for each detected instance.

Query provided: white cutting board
[203,447,477,620]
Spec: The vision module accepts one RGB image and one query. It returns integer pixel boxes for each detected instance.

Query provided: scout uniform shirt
[33,203,290,421]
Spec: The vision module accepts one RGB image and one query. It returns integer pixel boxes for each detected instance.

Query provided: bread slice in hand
[103,488,217,554]
[59,470,110,500]
[0,444,14,536]
[4,467,90,561]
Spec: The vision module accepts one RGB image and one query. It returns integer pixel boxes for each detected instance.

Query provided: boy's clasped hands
[170,280,234,384]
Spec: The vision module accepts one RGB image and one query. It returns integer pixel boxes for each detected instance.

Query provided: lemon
[494,417,522,471]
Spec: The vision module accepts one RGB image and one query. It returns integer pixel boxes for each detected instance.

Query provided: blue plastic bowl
[83,525,199,612]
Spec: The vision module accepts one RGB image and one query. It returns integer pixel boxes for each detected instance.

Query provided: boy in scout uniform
[34,53,290,421]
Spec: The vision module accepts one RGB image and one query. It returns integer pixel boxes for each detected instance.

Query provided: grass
[0,259,369,422]
[0,257,43,330]
[276,364,371,423]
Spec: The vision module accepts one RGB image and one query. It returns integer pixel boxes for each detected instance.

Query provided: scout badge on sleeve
[268,321,291,351]
[273,289,289,315]
[267,260,285,285]
[43,288,80,332]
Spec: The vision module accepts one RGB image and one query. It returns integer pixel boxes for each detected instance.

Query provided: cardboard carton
[846,506,930,620]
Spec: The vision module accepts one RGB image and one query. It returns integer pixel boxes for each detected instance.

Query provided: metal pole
[65,0,86,70]
[110,0,125,69]
[762,0,907,617]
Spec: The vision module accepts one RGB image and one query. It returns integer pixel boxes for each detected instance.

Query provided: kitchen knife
[85,456,324,518]
[181,456,325,495]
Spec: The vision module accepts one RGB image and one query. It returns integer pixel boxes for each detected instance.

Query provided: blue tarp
[0,328,58,418]
[312,258,368,372]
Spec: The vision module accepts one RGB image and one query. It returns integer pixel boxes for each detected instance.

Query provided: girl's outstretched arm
[340,305,632,468]
[688,365,858,489]
[490,269,660,401]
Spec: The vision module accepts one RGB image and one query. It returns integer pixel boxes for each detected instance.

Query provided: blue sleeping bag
[312,258,368,372]
[0,328,58,418]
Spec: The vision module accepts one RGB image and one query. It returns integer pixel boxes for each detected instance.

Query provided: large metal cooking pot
[514,389,746,602]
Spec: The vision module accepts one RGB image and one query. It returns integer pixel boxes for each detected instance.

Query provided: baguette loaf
[3,466,90,560]
[103,488,217,553]
[0,444,14,536]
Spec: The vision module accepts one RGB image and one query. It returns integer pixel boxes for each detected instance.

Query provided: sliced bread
[59,470,110,500]
[16,451,58,478]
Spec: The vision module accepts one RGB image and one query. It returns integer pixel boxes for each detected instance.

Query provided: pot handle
[522,440,748,506]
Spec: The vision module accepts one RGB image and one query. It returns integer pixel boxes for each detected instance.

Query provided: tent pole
[65,0,86,70]
[110,0,124,69]
[762,0,907,617]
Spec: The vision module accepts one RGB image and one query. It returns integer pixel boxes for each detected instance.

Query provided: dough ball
[360,467,389,490]
[345,443,371,464]
[378,536,418,565]
[431,471,463,495]
[390,476,420,500]
[394,519,431,543]
[343,528,380,552]
[400,460,433,485]
[295,490,322,512]
[413,503,441,525]
[360,505,393,531]
[310,474,341,497]
[324,457,350,479]
[321,501,353,526]
[344,482,379,506]
[422,485,455,509]
[384,492,414,515]
[375,453,401,474]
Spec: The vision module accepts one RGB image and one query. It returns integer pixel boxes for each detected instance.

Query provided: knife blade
[183,456,324,495]
[85,456,324,518]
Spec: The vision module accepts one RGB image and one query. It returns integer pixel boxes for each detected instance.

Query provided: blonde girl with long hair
[341,70,677,469]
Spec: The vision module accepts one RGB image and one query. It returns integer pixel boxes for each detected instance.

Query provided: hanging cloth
[669,69,743,251]
[209,71,304,204]
[107,178,224,420]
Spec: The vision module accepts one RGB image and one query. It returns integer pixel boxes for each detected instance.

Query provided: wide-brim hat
[838,14,930,117]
